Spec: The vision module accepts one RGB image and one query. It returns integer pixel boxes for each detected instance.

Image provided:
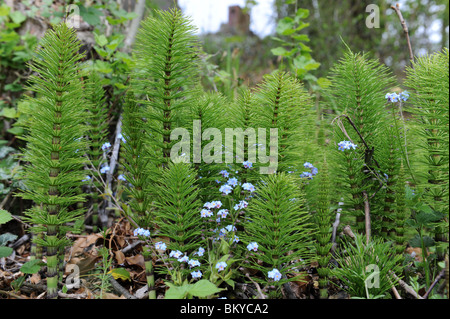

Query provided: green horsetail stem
[20,23,88,299]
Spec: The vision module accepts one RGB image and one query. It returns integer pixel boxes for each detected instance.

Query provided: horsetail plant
[311,158,333,299]
[242,173,314,297]
[19,23,88,299]
[251,71,312,174]
[133,8,201,167]
[121,91,157,298]
[327,48,396,237]
[404,48,449,259]
[84,72,109,232]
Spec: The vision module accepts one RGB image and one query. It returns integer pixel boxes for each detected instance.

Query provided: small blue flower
[117,133,127,143]
[225,225,237,232]
[386,92,400,103]
[219,170,229,178]
[100,165,111,174]
[243,161,253,169]
[101,142,111,151]
[194,247,205,257]
[217,209,229,218]
[188,259,201,268]
[234,200,248,211]
[233,235,240,243]
[247,242,259,252]
[338,141,357,151]
[215,261,227,272]
[304,162,314,169]
[178,255,189,263]
[82,175,92,182]
[399,91,410,102]
[268,268,282,281]
[311,167,318,176]
[219,184,233,195]
[227,177,238,187]
[133,228,150,238]
[200,209,213,218]
[169,250,183,259]
[118,174,127,182]
[155,241,167,251]
[191,270,203,279]
[242,182,256,192]
[300,172,313,179]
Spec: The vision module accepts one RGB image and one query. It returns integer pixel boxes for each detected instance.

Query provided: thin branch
[362,191,371,244]
[331,212,341,244]
[245,273,267,299]
[390,271,423,299]
[391,4,414,64]
[423,270,445,299]
[109,276,137,299]
[123,0,147,51]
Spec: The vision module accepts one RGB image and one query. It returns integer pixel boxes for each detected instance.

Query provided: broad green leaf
[7,126,24,136]
[106,39,120,51]
[95,47,109,58]
[9,11,26,25]
[188,279,223,298]
[21,259,45,274]
[293,55,320,71]
[94,33,108,47]
[271,47,288,56]
[415,210,443,226]
[1,107,17,118]
[0,209,13,225]
[295,8,310,20]
[79,5,102,26]
[108,268,131,281]
[409,235,435,248]
[0,246,13,258]
[165,283,190,299]
[0,233,17,246]
[276,17,296,36]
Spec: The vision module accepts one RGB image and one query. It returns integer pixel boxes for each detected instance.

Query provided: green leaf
[7,126,24,136]
[0,4,11,17]
[165,283,190,299]
[0,233,17,246]
[94,33,108,47]
[188,279,223,298]
[293,55,320,71]
[108,268,131,281]
[1,107,16,119]
[276,17,296,36]
[9,11,26,25]
[0,246,13,258]
[271,47,289,56]
[0,209,13,225]
[317,77,332,89]
[415,210,443,226]
[79,5,102,26]
[21,259,45,274]
[295,8,310,19]
[409,235,435,248]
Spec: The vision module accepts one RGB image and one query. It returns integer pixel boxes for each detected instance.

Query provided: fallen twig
[245,273,267,299]
[390,271,423,299]
[109,276,137,299]
[423,269,445,299]
[58,291,88,299]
